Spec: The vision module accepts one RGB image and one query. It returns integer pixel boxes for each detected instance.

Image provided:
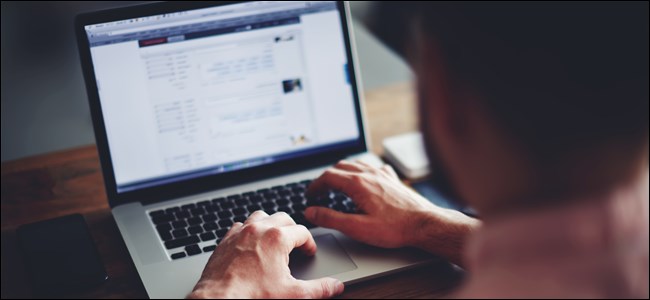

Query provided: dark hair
[367,1,648,163]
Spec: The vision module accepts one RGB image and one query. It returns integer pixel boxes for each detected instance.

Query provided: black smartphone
[16,214,108,296]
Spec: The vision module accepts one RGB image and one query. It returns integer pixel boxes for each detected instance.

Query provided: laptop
[76,1,435,298]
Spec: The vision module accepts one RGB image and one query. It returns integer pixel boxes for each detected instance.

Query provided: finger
[245,210,269,224]
[258,211,296,227]
[355,160,386,176]
[306,168,356,197]
[355,160,377,171]
[333,160,364,172]
[298,277,345,299]
[304,207,372,241]
[381,164,399,179]
[223,222,243,240]
[281,225,317,255]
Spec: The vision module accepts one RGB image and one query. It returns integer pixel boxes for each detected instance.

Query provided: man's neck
[480,153,649,223]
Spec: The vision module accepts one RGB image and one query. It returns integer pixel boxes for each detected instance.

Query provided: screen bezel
[75,1,368,207]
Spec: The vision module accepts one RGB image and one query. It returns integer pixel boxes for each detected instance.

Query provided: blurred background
[1,1,411,162]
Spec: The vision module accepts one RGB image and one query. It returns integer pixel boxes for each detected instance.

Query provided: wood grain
[1,82,461,299]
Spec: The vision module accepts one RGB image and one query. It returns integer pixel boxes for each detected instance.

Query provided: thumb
[305,207,366,230]
[300,277,344,298]
[304,207,372,245]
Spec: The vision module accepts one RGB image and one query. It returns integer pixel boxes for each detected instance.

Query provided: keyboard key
[165,235,200,249]
[157,223,172,232]
[292,186,306,194]
[151,214,174,224]
[215,229,229,238]
[232,207,247,216]
[278,206,293,214]
[290,195,304,203]
[149,210,165,217]
[227,194,242,201]
[202,213,218,222]
[276,198,290,206]
[242,191,256,197]
[171,252,186,260]
[191,207,205,217]
[159,231,173,241]
[292,203,306,212]
[271,185,284,191]
[246,204,261,212]
[185,244,201,256]
[205,204,220,213]
[262,192,276,199]
[197,200,211,207]
[249,195,264,203]
[181,203,196,210]
[188,225,203,235]
[221,201,235,209]
[235,198,250,206]
[203,222,218,231]
[233,215,247,223]
[218,219,233,228]
[175,210,190,219]
[333,203,347,212]
[262,202,275,210]
[278,189,291,196]
[157,224,173,241]
[217,210,233,219]
[172,220,188,229]
[211,197,226,204]
[200,231,216,241]
[172,228,189,238]
[216,238,223,245]
[165,207,181,214]
[203,245,216,252]
[187,217,202,225]
[310,196,333,207]
[299,179,312,185]
[256,188,270,193]
[334,194,347,202]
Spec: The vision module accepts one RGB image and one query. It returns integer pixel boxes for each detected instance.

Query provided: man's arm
[305,160,480,267]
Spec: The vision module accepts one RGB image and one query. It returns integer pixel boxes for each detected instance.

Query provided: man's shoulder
[460,186,649,298]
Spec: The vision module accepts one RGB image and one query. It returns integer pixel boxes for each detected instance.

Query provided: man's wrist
[187,289,219,299]
[409,209,479,267]
[188,278,242,299]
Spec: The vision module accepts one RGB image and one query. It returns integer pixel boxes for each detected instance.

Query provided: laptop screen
[83,1,361,193]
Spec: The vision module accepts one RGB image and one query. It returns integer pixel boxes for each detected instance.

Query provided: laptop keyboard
[147,179,357,260]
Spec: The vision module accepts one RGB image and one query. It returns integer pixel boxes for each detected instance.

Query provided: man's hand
[188,211,344,299]
[305,160,479,266]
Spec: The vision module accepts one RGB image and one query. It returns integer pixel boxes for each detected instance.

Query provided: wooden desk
[1,82,463,299]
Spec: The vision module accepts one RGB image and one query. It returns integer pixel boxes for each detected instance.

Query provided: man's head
[367,2,649,215]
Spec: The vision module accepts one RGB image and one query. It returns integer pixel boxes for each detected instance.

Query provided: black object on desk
[411,181,478,218]
[16,214,108,296]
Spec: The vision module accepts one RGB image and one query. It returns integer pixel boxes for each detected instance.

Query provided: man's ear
[412,32,468,144]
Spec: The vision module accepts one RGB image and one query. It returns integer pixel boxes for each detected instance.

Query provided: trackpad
[289,234,357,280]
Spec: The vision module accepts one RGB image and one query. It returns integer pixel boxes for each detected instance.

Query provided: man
[189,2,649,298]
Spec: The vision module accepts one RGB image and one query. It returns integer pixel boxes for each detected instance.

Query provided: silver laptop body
[76,2,435,298]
